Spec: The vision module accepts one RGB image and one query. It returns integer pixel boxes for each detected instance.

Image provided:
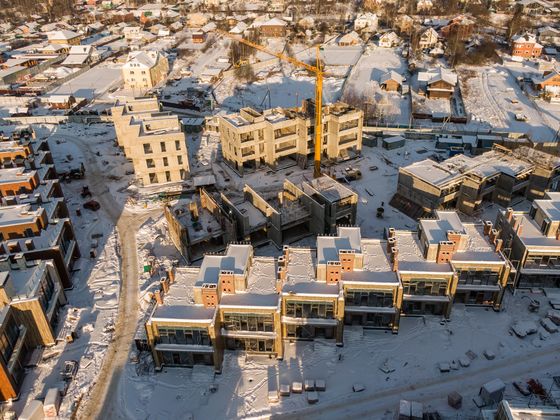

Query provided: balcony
[281,316,338,326]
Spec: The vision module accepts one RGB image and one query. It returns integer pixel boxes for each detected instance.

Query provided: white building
[354,13,378,32]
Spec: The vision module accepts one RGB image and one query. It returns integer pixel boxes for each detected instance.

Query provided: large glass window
[38,272,55,311]
[285,301,334,319]
[456,269,499,286]
[0,317,21,364]
[525,254,560,270]
[402,279,448,296]
[345,290,393,307]
[157,327,211,346]
[222,313,274,332]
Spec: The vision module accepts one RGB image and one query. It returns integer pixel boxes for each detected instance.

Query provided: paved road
[53,133,160,420]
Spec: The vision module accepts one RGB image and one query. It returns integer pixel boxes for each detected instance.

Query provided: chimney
[489,229,498,244]
[167,268,175,284]
[201,283,219,308]
[13,253,26,269]
[388,228,396,239]
[277,256,285,267]
[447,231,462,252]
[154,290,163,305]
[277,266,286,281]
[483,221,493,236]
[387,237,397,253]
[495,238,503,253]
[391,247,399,272]
[339,250,355,272]
[219,270,235,294]
[326,261,341,284]
[160,277,169,294]
[436,241,455,264]
[516,223,523,237]
[506,208,513,222]
[283,245,290,261]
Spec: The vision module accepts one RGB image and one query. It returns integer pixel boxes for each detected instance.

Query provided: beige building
[122,50,169,93]
[396,145,560,217]
[111,98,190,186]
[218,102,363,175]
[142,214,510,371]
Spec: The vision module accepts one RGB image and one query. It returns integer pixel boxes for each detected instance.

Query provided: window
[38,271,55,312]
[157,327,211,346]
[146,159,155,168]
[163,157,168,166]
[180,169,186,179]
[160,142,166,152]
[149,173,158,184]
[0,316,21,364]
[223,313,274,332]
[456,270,499,286]
[177,155,183,165]
[402,278,448,296]
[165,171,171,182]
[285,301,334,319]
[143,143,153,154]
[345,290,393,307]
[175,140,181,151]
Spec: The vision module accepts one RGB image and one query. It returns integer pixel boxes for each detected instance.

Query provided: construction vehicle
[220,31,324,178]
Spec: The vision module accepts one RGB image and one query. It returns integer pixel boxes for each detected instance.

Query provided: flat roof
[420,211,465,244]
[282,281,339,297]
[396,231,454,273]
[246,256,277,294]
[317,227,361,264]
[151,304,215,322]
[307,176,356,203]
[0,167,35,184]
[285,247,316,283]
[196,244,252,286]
[219,293,278,308]
[0,204,42,227]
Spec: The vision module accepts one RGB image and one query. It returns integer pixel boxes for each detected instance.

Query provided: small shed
[382,135,405,150]
[479,378,506,405]
[380,70,404,92]
[192,31,206,43]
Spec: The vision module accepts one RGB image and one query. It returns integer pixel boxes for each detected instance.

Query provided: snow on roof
[420,211,465,244]
[260,17,288,27]
[285,248,316,283]
[151,304,215,323]
[402,158,465,187]
[196,244,252,286]
[339,31,362,44]
[124,50,161,68]
[380,70,404,85]
[512,32,539,44]
[47,30,80,41]
[395,231,454,273]
[317,227,362,264]
[246,256,277,294]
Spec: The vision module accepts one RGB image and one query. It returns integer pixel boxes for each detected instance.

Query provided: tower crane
[220,32,324,178]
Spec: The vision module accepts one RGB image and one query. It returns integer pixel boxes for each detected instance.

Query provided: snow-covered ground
[8,125,127,417]
[459,63,560,142]
[343,46,411,125]
[115,288,560,419]
[48,65,123,100]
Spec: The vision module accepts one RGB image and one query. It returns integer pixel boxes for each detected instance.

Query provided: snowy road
[50,133,162,420]
[276,341,560,419]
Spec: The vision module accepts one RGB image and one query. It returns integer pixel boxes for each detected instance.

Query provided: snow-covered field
[343,46,411,126]
[114,288,560,419]
[459,64,560,142]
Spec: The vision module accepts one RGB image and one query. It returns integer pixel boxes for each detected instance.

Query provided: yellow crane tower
[220,32,324,178]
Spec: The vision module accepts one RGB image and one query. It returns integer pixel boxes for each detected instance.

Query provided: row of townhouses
[0,127,80,401]
[143,208,513,372]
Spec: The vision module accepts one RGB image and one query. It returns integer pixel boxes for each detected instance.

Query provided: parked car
[83,200,100,211]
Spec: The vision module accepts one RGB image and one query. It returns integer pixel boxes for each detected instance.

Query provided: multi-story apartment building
[112,98,190,186]
[122,50,169,92]
[218,102,363,175]
[495,192,560,288]
[144,215,509,371]
[0,257,68,401]
[397,145,560,217]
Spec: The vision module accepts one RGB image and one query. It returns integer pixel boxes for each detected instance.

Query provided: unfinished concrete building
[396,145,560,217]
[164,188,237,264]
[218,102,363,175]
[494,193,560,288]
[111,97,190,186]
[301,175,358,233]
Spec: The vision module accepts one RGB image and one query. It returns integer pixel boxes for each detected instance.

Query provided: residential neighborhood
[0,0,558,419]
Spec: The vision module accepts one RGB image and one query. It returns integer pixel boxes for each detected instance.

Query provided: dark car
[83,200,100,211]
